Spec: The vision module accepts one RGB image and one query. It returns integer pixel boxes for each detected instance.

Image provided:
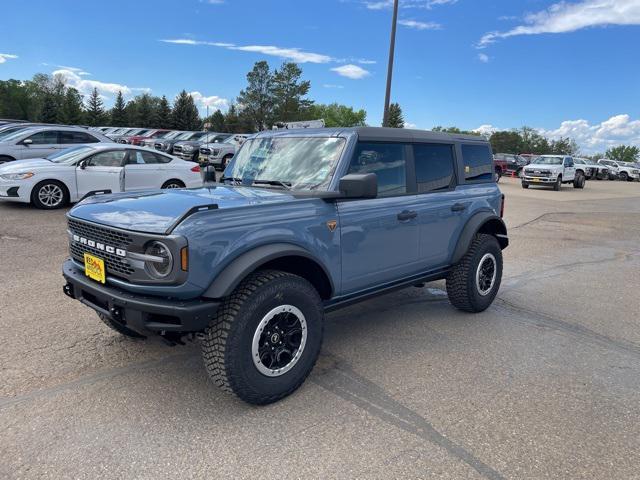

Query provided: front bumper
[0,184,30,203]
[522,175,557,184]
[176,151,196,160]
[62,259,218,336]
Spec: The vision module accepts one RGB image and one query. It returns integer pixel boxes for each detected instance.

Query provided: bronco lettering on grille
[72,234,126,257]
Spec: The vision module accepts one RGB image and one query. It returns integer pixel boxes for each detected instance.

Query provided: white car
[0,144,203,209]
[521,155,586,190]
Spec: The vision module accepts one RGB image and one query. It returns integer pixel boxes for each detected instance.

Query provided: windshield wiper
[251,180,292,190]
[220,176,243,185]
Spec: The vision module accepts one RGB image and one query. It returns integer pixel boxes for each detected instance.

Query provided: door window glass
[24,131,58,145]
[413,144,455,193]
[60,131,100,144]
[461,144,493,182]
[348,143,406,197]
[86,150,126,167]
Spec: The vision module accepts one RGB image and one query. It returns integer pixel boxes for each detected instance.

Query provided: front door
[563,157,576,181]
[75,150,126,199]
[337,142,420,294]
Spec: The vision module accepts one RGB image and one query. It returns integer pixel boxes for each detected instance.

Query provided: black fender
[202,243,334,299]
[451,211,508,265]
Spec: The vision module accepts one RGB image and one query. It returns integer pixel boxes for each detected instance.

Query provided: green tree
[384,103,404,128]
[206,109,226,132]
[39,92,59,123]
[237,61,274,131]
[432,126,480,135]
[519,126,550,154]
[0,79,33,120]
[605,145,640,163]
[156,95,172,129]
[272,62,312,122]
[305,103,367,127]
[171,90,201,130]
[132,93,154,127]
[549,137,579,156]
[489,131,523,154]
[59,87,84,125]
[110,90,127,126]
[85,87,106,126]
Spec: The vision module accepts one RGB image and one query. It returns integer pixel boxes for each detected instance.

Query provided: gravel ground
[1,177,639,479]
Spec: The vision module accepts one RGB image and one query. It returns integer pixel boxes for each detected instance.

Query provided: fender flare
[451,211,508,265]
[202,243,334,299]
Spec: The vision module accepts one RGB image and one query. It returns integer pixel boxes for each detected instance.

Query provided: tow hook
[63,283,75,299]
[109,306,123,322]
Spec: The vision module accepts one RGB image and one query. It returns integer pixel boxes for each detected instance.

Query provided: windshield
[0,129,37,143]
[203,134,230,144]
[162,131,181,139]
[533,156,564,165]
[176,132,195,140]
[225,136,346,190]
[0,126,28,140]
[47,145,95,164]
[188,131,208,140]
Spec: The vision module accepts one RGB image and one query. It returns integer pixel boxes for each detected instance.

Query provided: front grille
[154,143,163,150]
[200,148,211,155]
[68,219,135,279]
[525,170,551,177]
[173,145,183,153]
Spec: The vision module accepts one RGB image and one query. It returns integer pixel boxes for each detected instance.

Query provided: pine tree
[208,109,226,132]
[110,90,127,126]
[134,93,153,127]
[237,61,274,131]
[171,90,201,130]
[156,96,172,129]
[385,102,404,128]
[85,87,105,126]
[40,93,58,123]
[59,87,84,125]
[272,62,312,122]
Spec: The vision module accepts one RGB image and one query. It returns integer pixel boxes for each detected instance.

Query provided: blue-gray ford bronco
[62,127,508,404]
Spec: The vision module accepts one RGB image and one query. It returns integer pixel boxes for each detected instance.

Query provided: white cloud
[0,53,18,64]
[189,91,229,111]
[479,0,640,47]
[398,19,442,30]
[473,124,498,136]
[477,53,490,63]
[331,64,371,79]
[540,114,640,154]
[160,39,333,63]
[363,0,457,10]
[52,68,149,98]
[405,122,418,128]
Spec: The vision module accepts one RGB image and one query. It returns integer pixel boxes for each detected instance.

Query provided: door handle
[451,203,467,212]
[397,210,417,221]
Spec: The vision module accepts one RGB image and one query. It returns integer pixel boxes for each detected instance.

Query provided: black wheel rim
[475,253,497,296]
[252,305,307,377]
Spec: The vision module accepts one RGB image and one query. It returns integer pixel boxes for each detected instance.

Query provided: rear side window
[461,144,493,182]
[60,131,100,144]
[25,130,58,145]
[348,143,406,197]
[413,144,455,193]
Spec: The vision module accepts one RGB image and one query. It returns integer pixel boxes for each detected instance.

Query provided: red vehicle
[493,155,508,182]
[121,129,172,146]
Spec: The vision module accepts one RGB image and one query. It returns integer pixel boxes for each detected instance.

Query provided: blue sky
[1,0,639,153]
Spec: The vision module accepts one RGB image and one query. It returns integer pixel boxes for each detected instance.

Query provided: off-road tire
[446,234,503,313]
[201,270,324,405]
[31,180,69,209]
[97,312,145,338]
[553,176,562,191]
[573,172,585,189]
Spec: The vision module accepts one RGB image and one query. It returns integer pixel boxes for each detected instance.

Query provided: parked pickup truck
[172,132,229,162]
[597,159,640,182]
[521,155,586,190]
[61,127,508,405]
[199,134,248,170]
[574,157,608,180]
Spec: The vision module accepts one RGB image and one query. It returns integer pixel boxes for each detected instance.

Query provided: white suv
[522,155,585,191]
[597,159,640,182]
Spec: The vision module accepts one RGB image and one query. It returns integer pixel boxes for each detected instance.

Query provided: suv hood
[68,185,300,234]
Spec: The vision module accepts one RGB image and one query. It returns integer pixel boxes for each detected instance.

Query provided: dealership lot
[1,178,640,479]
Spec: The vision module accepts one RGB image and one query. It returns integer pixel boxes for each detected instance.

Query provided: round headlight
[144,241,173,278]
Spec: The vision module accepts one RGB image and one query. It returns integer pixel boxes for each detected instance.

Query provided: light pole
[382,0,399,127]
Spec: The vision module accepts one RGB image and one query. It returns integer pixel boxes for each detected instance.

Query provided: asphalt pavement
[1,178,639,479]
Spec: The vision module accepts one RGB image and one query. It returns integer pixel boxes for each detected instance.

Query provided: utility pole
[382,0,399,127]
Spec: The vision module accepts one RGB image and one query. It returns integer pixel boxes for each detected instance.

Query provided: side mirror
[22,138,33,146]
[339,173,377,199]
[78,159,87,170]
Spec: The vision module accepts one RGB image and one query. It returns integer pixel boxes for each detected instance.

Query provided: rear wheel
[494,168,502,183]
[0,155,15,165]
[31,180,69,209]
[619,172,628,181]
[161,179,185,189]
[201,270,324,405]
[446,234,503,313]
[573,172,585,189]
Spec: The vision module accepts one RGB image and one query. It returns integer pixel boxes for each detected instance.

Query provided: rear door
[337,142,421,294]
[412,143,469,269]
[75,150,126,198]
[124,150,163,190]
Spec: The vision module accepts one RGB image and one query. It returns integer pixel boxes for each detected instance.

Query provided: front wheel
[620,172,628,182]
[521,182,529,189]
[221,154,234,170]
[553,176,562,191]
[446,234,503,313]
[31,180,69,209]
[201,270,324,405]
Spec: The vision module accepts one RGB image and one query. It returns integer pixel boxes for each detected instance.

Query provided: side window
[24,131,58,145]
[86,150,127,167]
[413,144,455,193]
[60,131,100,144]
[127,151,160,164]
[461,144,493,182]
[348,143,406,197]
[154,153,172,164]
